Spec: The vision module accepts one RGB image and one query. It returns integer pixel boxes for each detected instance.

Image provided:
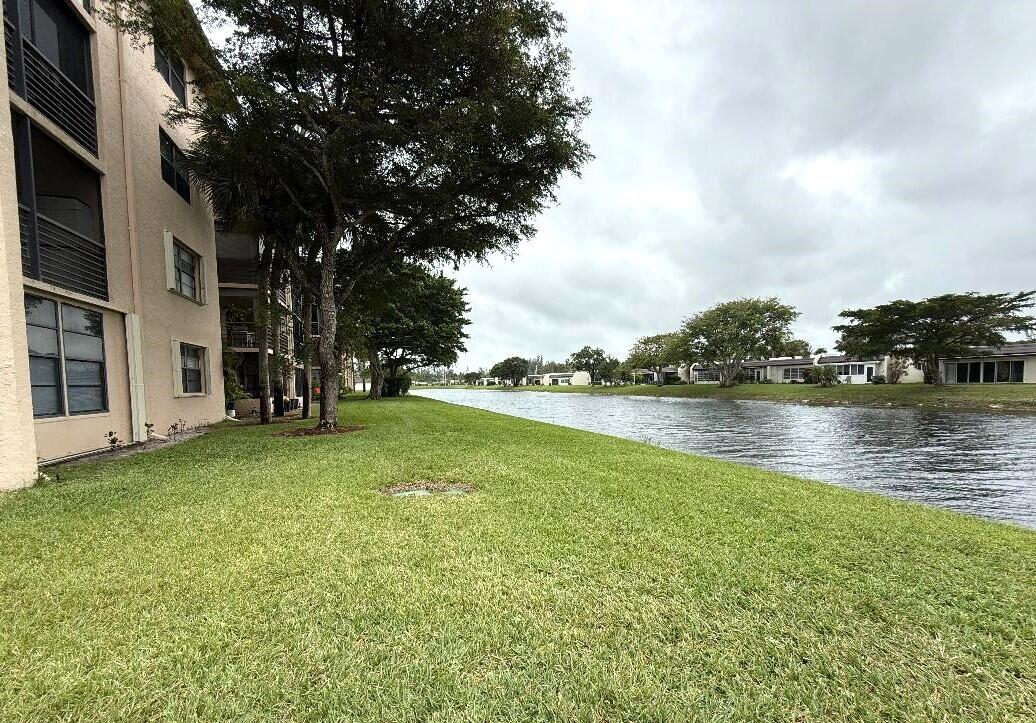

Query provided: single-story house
[634,366,683,384]
[939,342,1036,384]
[476,377,501,386]
[541,371,592,386]
[522,374,544,386]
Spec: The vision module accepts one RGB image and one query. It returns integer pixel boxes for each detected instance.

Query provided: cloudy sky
[448,0,1036,371]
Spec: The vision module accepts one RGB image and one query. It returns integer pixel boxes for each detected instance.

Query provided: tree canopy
[626,333,680,384]
[568,346,608,382]
[490,357,529,387]
[675,297,799,387]
[834,291,1036,383]
[111,0,590,426]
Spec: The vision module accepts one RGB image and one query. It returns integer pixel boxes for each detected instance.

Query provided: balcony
[222,321,293,353]
[4,0,98,155]
[16,122,108,299]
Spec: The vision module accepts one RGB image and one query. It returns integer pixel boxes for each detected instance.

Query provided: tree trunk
[271,305,285,417]
[256,243,273,424]
[316,228,340,428]
[301,287,313,419]
[367,343,384,400]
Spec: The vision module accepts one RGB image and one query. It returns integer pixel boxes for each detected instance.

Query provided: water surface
[413,388,1036,528]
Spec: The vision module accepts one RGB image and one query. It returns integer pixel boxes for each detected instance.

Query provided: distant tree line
[483,291,1035,388]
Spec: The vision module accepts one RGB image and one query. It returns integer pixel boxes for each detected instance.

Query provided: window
[25,296,63,417]
[24,294,107,417]
[29,0,92,95]
[174,242,200,300]
[782,367,809,381]
[160,129,190,202]
[956,359,1024,383]
[154,46,187,106]
[696,368,722,382]
[180,343,204,394]
[835,364,865,376]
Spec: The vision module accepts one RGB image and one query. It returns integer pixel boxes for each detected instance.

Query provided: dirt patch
[276,425,367,437]
[381,481,473,497]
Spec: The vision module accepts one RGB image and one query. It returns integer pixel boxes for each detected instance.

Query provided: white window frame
[164,231,206,304]
[171,339,210,397]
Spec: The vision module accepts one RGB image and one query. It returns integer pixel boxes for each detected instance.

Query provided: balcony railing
[33,213,108,299]
[223,321,295,353]
[223,322,258,349]
[4,19,15,92]
[22,40,97,154]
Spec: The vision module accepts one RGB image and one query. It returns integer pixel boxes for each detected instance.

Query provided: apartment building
[1,0,224,487]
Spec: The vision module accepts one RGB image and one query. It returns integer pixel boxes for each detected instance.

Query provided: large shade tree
[834,292,1036,383]
[490,357,530,387]
[626,333,680,385]
[568,346,607,382]
[676,297,800,387]
[112,0,590,427]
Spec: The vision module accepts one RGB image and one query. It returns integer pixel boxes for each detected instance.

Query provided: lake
[413,388,1036,529]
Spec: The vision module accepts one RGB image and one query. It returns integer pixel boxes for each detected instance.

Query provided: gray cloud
[448,0,1036,371]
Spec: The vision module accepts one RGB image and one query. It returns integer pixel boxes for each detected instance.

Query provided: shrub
[383,375,412,397]
[870,374,887,384]
[805,366,841,387]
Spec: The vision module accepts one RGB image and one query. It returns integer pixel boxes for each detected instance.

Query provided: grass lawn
[442,381,1036,412]
[2,397,1034,721]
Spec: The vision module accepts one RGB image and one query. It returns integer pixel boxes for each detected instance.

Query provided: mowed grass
[459,381,1036,411]
[1,397,1034,721]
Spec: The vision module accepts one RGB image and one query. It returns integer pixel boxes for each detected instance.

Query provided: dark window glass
[996,361,1011,383]
[60,302,106,413]
[24,294,63,417]
[159,129,190,202]
[955,363,968,384]
[154,46,187,106]
[982,361,996,384]
[30,0,91,95]
[180,343,204,393]
[31,127,103,242]
[968,362,981,383]
[174,243,199,299]
[1011,360,1025,383]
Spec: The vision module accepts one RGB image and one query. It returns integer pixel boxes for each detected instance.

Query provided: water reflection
[413,389,1036,528]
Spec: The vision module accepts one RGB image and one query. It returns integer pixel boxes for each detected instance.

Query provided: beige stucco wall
[2,6,224,466]
[0,42,40,488]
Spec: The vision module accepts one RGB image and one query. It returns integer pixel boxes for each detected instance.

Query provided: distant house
[476,377,501,386]
[522,374,544,386]
[541,371,592,386]
[939,342,1036,384]
[633,366,682,384]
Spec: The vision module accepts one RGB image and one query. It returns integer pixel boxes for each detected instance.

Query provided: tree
[774,339,812,358]
[342,264,469,398]
[568,346,607,382]
[113,0,590,427]
[675,298,800,387]
[834,292,1036,384]
[461,371,481,386]
[598,356,621,385]
[886,357,909,384]
[490,357,529,387]
[626,333,680,385]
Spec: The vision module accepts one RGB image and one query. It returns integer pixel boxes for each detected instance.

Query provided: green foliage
[834,292,1036,383]
[676,297,800,387]
[776,339,813,358]
[221,348,249,407]
[490,357,530,387]
[626,333,681,382]
[568,346,608,382]
[598,356,622,384]
[805,365,841,387]
[461,371,481,386]
[382,374,412,398]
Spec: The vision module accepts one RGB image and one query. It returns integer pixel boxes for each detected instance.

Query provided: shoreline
[420,382,1036,415]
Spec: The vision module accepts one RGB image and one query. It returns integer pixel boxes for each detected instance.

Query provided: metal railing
[223,322,258,349]
[3,19,15,92]
[20,39,98,154]
[35,214,108,299]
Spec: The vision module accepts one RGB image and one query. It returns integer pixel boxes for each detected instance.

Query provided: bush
[870,375,887,385]
[805,365,841,387]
